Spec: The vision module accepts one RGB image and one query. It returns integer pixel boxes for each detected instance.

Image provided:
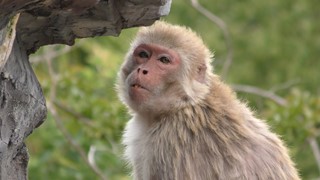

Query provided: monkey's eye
[158,56,171,64]
[138,51,149,58]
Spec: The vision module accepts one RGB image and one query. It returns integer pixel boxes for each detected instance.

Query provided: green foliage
[27,0,320,179]
[28,33,135,179]
[266,89,320,178]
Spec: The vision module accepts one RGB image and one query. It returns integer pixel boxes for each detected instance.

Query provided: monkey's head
[117,21,214,116]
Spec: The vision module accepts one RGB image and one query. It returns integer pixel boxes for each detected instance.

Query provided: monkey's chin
[128,87,150,105]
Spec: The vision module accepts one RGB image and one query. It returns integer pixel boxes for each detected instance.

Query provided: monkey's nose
[137,68,148,75]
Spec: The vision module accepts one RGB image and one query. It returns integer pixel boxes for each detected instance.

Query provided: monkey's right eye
[138,51,149,58]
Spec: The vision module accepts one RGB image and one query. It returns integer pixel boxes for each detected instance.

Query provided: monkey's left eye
[158,56,171,64]
[138,51,149,58]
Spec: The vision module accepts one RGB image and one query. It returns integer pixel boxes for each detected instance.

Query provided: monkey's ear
[195,64,207,83]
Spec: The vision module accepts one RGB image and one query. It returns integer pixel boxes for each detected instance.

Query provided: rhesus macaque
[117,21,300,180]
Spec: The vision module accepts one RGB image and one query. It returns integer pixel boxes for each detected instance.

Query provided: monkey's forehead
[133,22,212,60]
[135,21,202,48]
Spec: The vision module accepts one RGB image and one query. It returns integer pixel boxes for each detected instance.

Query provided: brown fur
[118,21,300,180]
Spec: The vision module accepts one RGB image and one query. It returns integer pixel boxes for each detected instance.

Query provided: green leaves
[267,89,320,178]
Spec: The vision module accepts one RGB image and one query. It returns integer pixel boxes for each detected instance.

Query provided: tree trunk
[0,34,47,180]
[0,0,171,179]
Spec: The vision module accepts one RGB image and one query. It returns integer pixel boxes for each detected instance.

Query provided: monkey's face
[120,43,183,114]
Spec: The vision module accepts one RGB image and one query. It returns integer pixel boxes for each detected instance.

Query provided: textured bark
[0,0,172,54]
[0,36,47,179]
[0,0,171,179]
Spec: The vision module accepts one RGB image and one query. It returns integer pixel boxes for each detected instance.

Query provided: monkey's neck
[137,77,246,131]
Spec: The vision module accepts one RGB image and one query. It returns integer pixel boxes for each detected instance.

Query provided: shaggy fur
[118,21,300,180]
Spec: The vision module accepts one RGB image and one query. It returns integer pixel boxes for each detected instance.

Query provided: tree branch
[53,100,95,128]
[270,79,300,92]
[190,0,233,79]
[232,84,287,106]
[30,44,76,64]
[45,57,108,180]
[308,137,320,174]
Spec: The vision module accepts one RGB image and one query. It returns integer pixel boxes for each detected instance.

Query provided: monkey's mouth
[131,83,147,90]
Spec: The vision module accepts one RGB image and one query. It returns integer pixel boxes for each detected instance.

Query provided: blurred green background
[27,0,320,179]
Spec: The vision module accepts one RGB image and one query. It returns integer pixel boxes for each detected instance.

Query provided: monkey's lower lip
[131,84,147,90]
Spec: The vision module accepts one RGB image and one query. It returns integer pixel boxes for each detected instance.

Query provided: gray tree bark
[0,0,171,179]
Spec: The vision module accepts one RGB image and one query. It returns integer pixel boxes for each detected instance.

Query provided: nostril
[137,68,140,73]
[142,70,148,75]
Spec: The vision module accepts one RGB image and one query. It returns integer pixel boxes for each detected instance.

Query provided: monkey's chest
[124,117,251,180]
